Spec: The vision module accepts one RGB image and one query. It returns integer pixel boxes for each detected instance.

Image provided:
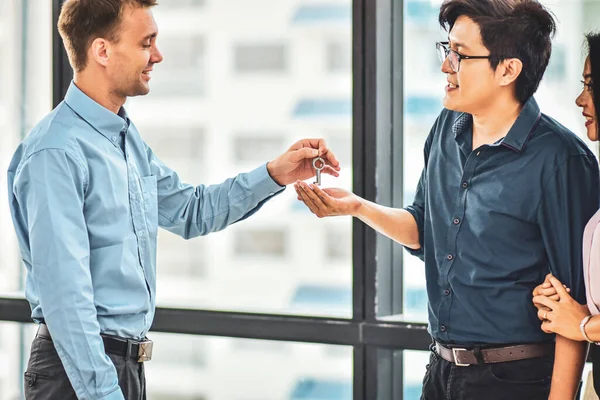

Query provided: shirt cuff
[99,388,125,400]
[247,163,286,200]
[403,206,424,259]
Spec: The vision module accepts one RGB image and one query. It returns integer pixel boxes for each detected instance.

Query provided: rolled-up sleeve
[404,169,426,260]
[13,149,124,400]
[403,120,438,261]
[536,154,600,304]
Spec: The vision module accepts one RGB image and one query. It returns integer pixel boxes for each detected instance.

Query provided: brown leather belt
[435,341,554,366]
[38,323,153,363]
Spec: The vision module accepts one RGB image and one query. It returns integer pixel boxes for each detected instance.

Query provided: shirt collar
[451,96,542,153]
[64,81,130,143]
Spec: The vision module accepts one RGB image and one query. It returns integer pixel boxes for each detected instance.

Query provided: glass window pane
[402,0,444,323]
[234,43,288,73]
[326,41,352,73]
[401,0,599,323]
[0,322,38,400]
[162,0,206,9]
[151,36,206,97]
[145,334,353,400]
[233,135,285,164]
[0,0,52,295]
[403,350,428,400]
[126,1,353,317]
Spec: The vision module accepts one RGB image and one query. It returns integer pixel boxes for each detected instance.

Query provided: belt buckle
[452,348,470,367]
[137,339,153,363]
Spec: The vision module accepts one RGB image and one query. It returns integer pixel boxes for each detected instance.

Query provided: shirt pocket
[139,175,158,238]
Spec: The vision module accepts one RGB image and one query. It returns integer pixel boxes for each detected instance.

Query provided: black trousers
[420,346,553,400]
[24,334,146,400]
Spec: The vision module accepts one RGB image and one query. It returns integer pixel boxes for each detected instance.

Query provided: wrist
[580,315,595,343]
[351,196,366,218]
[266,160,285,186]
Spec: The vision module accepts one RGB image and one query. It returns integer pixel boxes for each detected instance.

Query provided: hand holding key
[266,138,340,186]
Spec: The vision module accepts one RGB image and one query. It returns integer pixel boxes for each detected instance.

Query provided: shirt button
[453,218,460,225]
[137,231,143,237]
[440,325,447,332]
[444,289,451,296]
[111,136,117,142]
[447,254,454,260]
[461,182,468,189]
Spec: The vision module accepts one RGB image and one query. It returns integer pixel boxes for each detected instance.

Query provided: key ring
[312,157,325,171]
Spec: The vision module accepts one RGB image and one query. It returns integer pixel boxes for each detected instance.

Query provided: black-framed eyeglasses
[436,41,492,73]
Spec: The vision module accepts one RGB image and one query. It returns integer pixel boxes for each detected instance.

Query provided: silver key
[312,157,325,185]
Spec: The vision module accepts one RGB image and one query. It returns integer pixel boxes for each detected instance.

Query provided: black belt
[38,323,153,363]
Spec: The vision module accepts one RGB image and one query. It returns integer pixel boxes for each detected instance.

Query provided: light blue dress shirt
[7,82,284,400]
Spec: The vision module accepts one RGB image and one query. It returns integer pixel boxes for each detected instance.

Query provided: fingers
[532,295,555,310]
[533,285,555,297]
[290,147,320,163]
[541,320,554,334]
[539,287,558,297]
[548,276,570,299]
[321,165,340,177]
[307,183,338,209]
[318,142,341,170]
[536,308,545,321]
[292,138,341,170]
[294,182,330,217]
[294,183,324,216]
[536,307,553,322]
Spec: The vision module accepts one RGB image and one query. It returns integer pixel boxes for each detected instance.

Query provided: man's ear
[497,58,523,87]
[89,38,111,67]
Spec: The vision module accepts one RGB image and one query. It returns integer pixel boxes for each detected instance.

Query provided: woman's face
[576,56,597,141]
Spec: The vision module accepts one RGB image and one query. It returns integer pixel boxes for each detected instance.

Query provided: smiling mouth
[448,82,458,89]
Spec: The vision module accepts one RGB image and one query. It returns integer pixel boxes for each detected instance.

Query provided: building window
[233,43,288,73]
[326,227,351,262]
[160,0,205,9]
[324,132,352,166]
[326,41,351,73]
[151,36,206,97]
[545,45,566,82]
[233,135,285,164]
[141,127,206,181]
[157,230,206,278]
[234,228,287,258]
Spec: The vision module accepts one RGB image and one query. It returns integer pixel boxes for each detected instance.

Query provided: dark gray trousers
[24,334,146,400]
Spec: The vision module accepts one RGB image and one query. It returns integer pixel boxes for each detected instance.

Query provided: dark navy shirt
[405,97,600,345]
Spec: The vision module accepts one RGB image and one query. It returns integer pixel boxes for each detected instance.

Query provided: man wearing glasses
[293,0,599,399]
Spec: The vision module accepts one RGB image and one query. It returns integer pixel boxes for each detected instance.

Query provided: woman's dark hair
[586,32,600,138]
[439,0,556,104]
